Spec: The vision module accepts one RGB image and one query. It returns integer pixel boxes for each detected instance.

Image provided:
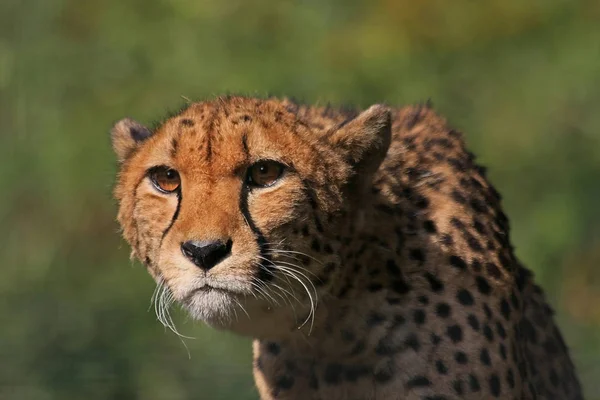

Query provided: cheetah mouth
[183,284,236,303]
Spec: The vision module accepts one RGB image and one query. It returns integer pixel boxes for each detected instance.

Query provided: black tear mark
[239,184,273,282]
[160,187,182,245]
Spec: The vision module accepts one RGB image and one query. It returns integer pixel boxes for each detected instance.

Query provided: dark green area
[1,0,599,398]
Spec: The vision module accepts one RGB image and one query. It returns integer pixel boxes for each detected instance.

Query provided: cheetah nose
[181,239,232,271]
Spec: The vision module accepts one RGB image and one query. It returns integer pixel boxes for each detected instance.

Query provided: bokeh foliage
[1,0,599,398]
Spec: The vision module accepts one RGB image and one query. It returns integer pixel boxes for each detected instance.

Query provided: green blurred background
[2,0,599,399]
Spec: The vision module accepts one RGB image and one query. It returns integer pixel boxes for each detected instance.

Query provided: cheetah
[111,96,583,399]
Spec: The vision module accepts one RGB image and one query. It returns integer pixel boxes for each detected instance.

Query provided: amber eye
[246,161,285,188]
[149,166,181,193]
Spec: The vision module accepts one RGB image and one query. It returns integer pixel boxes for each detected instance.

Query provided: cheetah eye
[148,166,181,193]
[246,160,285,188]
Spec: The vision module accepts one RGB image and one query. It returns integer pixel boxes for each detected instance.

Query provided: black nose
[181,240,232,270]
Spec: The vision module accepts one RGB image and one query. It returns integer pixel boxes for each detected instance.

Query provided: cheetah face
[112,98,390,337]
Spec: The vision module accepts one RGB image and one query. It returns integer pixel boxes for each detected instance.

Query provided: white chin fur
[185,289,240,328]
[183,288,306,337]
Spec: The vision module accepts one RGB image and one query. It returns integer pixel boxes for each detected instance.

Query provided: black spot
[323,243,334,254]
[480,348,491,366]
[413,195,430,209]
[386,297,401,305]
[453,379,464,395]
[376,203,396,215]
[454,351,468,364]
[392,279,411,294]
[446,325,463,343]
[180,118,194,126]
[413,309,426,325]
[266,342,280,355]
[349,340,366,356]
[374,360,394,383]
[449,255,467,270]
[323,262,336,274]
[423,220,437,233]
[417,295,429,305]
[500,298,511,320]
[344,365,371,382]
[391,314,406,328]
[451,189,467,204]
[499,343,507,360]
[469,374,481,392]
[483,324,494,342]
[406,376,431,389]
[367,312,386,327]
[457,289,474,305]
[496,322,507,339]
[489,373,501,397]
[424,272,444,293]
[440,233,454,246]
[386,259,401,276]
[409,248,425,263]
[405,333,420,351]
[311,238,321,252]
[431,333,442,345]
[314,216,324,233]
[470,197,487,213]
[324,363,343,384]
[447,157,466,172]
[483,303,493,319]
[450,217,466,231]
[486,262,502,278]
[498,251,512,270]
[375,336,396,356]
[507,368,515,388]
[467,314,480,331]
[473,219,486,234]
[368,283,384,292]
[510,291,520,310]
[435,360,448,375]
[435,303,451,318]
[476,276,492,295]
[275,375,295,390]
[301,225,310,236]
[471,259,483,272]
[309,370,319,389]
[338,284,352,298]
[467,235,484,252]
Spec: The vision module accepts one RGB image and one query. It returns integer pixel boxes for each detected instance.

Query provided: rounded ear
[111,118,152,162]
[327,104,392,189]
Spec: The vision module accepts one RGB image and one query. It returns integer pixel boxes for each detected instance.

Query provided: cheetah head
[111,97,391,338]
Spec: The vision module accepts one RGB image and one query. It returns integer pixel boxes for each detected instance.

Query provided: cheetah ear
[111,118,153,162]
[328,104,392,183]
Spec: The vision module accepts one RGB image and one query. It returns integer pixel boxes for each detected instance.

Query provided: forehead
[153,100,305,175]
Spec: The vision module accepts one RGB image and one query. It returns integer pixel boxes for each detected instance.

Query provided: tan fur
[112,96,583,399]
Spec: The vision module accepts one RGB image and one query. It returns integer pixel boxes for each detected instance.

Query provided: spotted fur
[112,96,583,399]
